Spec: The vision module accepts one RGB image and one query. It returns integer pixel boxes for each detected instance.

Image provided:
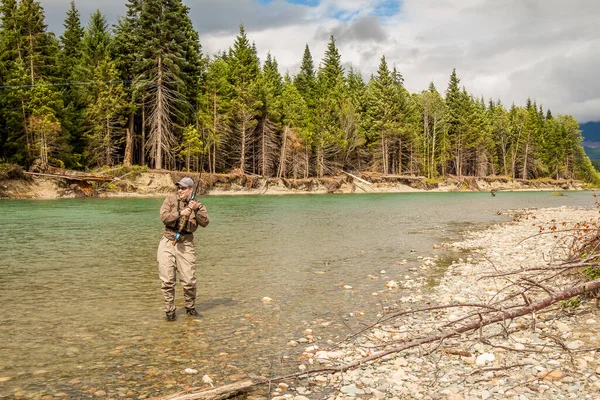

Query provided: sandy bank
[0,170,592,199]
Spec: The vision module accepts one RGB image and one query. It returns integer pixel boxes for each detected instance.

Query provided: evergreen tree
[227,24,261,173]
[0,0,23,161]
[58,1,83,78]
[294,44,316,103]
[256,52,282,177]
[278,75,309,178]
[112,0,143,165]
[198,55,232,173]
[1,0,63,166]
[80,12,127,167]
[419,82,447,178]
[314,35,346,177]
[342,66,367,170]
[445,68,466,176]
[57,0,85,166]
[365,55,400,174]
[137,0,196,170]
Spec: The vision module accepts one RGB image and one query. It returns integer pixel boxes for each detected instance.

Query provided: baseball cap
[175,177,194,188]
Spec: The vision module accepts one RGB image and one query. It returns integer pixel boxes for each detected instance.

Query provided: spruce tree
[257,52,283,177]
[112,0,143,165]
[278,75,309,178]
[227,24,261,173]
[57,0,85,166]
[137,0,195,169]
[199,55,232,173]
[58,1,83,78]
[314,35,346,176]
[80,11,127,167]
[419,82,447,178]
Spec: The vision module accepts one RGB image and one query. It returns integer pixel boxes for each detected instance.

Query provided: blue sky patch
[373,0,402,17]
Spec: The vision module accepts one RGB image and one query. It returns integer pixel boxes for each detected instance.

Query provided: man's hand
[188,200,199,210]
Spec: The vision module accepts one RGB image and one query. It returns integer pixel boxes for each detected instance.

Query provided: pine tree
[0,0,22,161]
[199,55,232,173]
[80,12,127,167]
[342,66,367,170]
[294,44,316,104]
[365,55,398,174]
[278,75,309,178]
[58,1,83,78]
[57,0,85,166]
[112,0,143,165]
[314,35,346,177]
[2,0,63,166]
[257,52,283,177]
[227,24,262,173]
[137,0,195,170]
[445,68,465,176]
[419,82,447,178]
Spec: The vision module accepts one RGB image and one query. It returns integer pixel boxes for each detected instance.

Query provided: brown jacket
[160,194,209,240]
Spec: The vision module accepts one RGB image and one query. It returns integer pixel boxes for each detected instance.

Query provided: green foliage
[583,266,600,281]
[0,1,596,183]
[560,297,581,309]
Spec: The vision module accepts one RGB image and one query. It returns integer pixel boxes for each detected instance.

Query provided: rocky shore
[269,207,600,400]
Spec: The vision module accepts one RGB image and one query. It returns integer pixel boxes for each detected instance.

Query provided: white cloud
[38,0,600,122]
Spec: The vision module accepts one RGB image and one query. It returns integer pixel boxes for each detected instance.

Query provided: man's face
[177,185,193,199]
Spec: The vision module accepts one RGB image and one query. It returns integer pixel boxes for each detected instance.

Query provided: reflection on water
[0,191,596,398]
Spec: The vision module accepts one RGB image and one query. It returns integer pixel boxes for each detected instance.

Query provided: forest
[1,0,598,183]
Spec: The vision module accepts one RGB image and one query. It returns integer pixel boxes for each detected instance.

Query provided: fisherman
[157,177,209,321]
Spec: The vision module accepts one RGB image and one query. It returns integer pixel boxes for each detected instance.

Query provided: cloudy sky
[39,0,599,123]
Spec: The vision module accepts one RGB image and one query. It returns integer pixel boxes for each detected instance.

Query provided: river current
[0,191,597,398]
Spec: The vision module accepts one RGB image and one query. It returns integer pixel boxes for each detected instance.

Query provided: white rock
[261,296,273,303]
[566,340,584,350]
[476,353,496,366]
[586,319,597,325]
[343,285,353,289]
[184,368,198,374]
[202,375,213,386]
[514,343,526,351]
[555,321,571,333]
[386,280,399,289]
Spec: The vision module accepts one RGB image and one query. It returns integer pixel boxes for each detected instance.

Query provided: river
[0,191,597,398]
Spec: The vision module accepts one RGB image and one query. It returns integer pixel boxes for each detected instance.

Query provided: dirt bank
[0,168,591,199]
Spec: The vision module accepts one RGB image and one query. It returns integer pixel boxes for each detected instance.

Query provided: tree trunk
[123,113,134,166]
[155,57,164,170]
[141,104,146,166]
[240,119,246,173]
[277,126,288,178]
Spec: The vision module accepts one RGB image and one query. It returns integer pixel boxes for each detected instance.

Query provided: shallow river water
[0,191,597,398]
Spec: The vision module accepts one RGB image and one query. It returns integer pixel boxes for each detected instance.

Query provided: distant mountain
[581,121,600,161]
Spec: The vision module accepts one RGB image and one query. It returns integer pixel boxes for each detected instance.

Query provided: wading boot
[166,310,176,321]
[186,308,201,318]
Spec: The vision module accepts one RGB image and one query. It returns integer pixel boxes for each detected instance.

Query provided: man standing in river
[157,177,209,321]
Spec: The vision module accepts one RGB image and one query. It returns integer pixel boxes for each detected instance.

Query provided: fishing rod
[172,121,206,246]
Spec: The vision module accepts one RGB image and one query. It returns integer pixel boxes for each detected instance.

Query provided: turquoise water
[0,191,597,398]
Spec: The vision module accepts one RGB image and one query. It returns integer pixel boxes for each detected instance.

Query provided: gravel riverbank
[272,206,600,400]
